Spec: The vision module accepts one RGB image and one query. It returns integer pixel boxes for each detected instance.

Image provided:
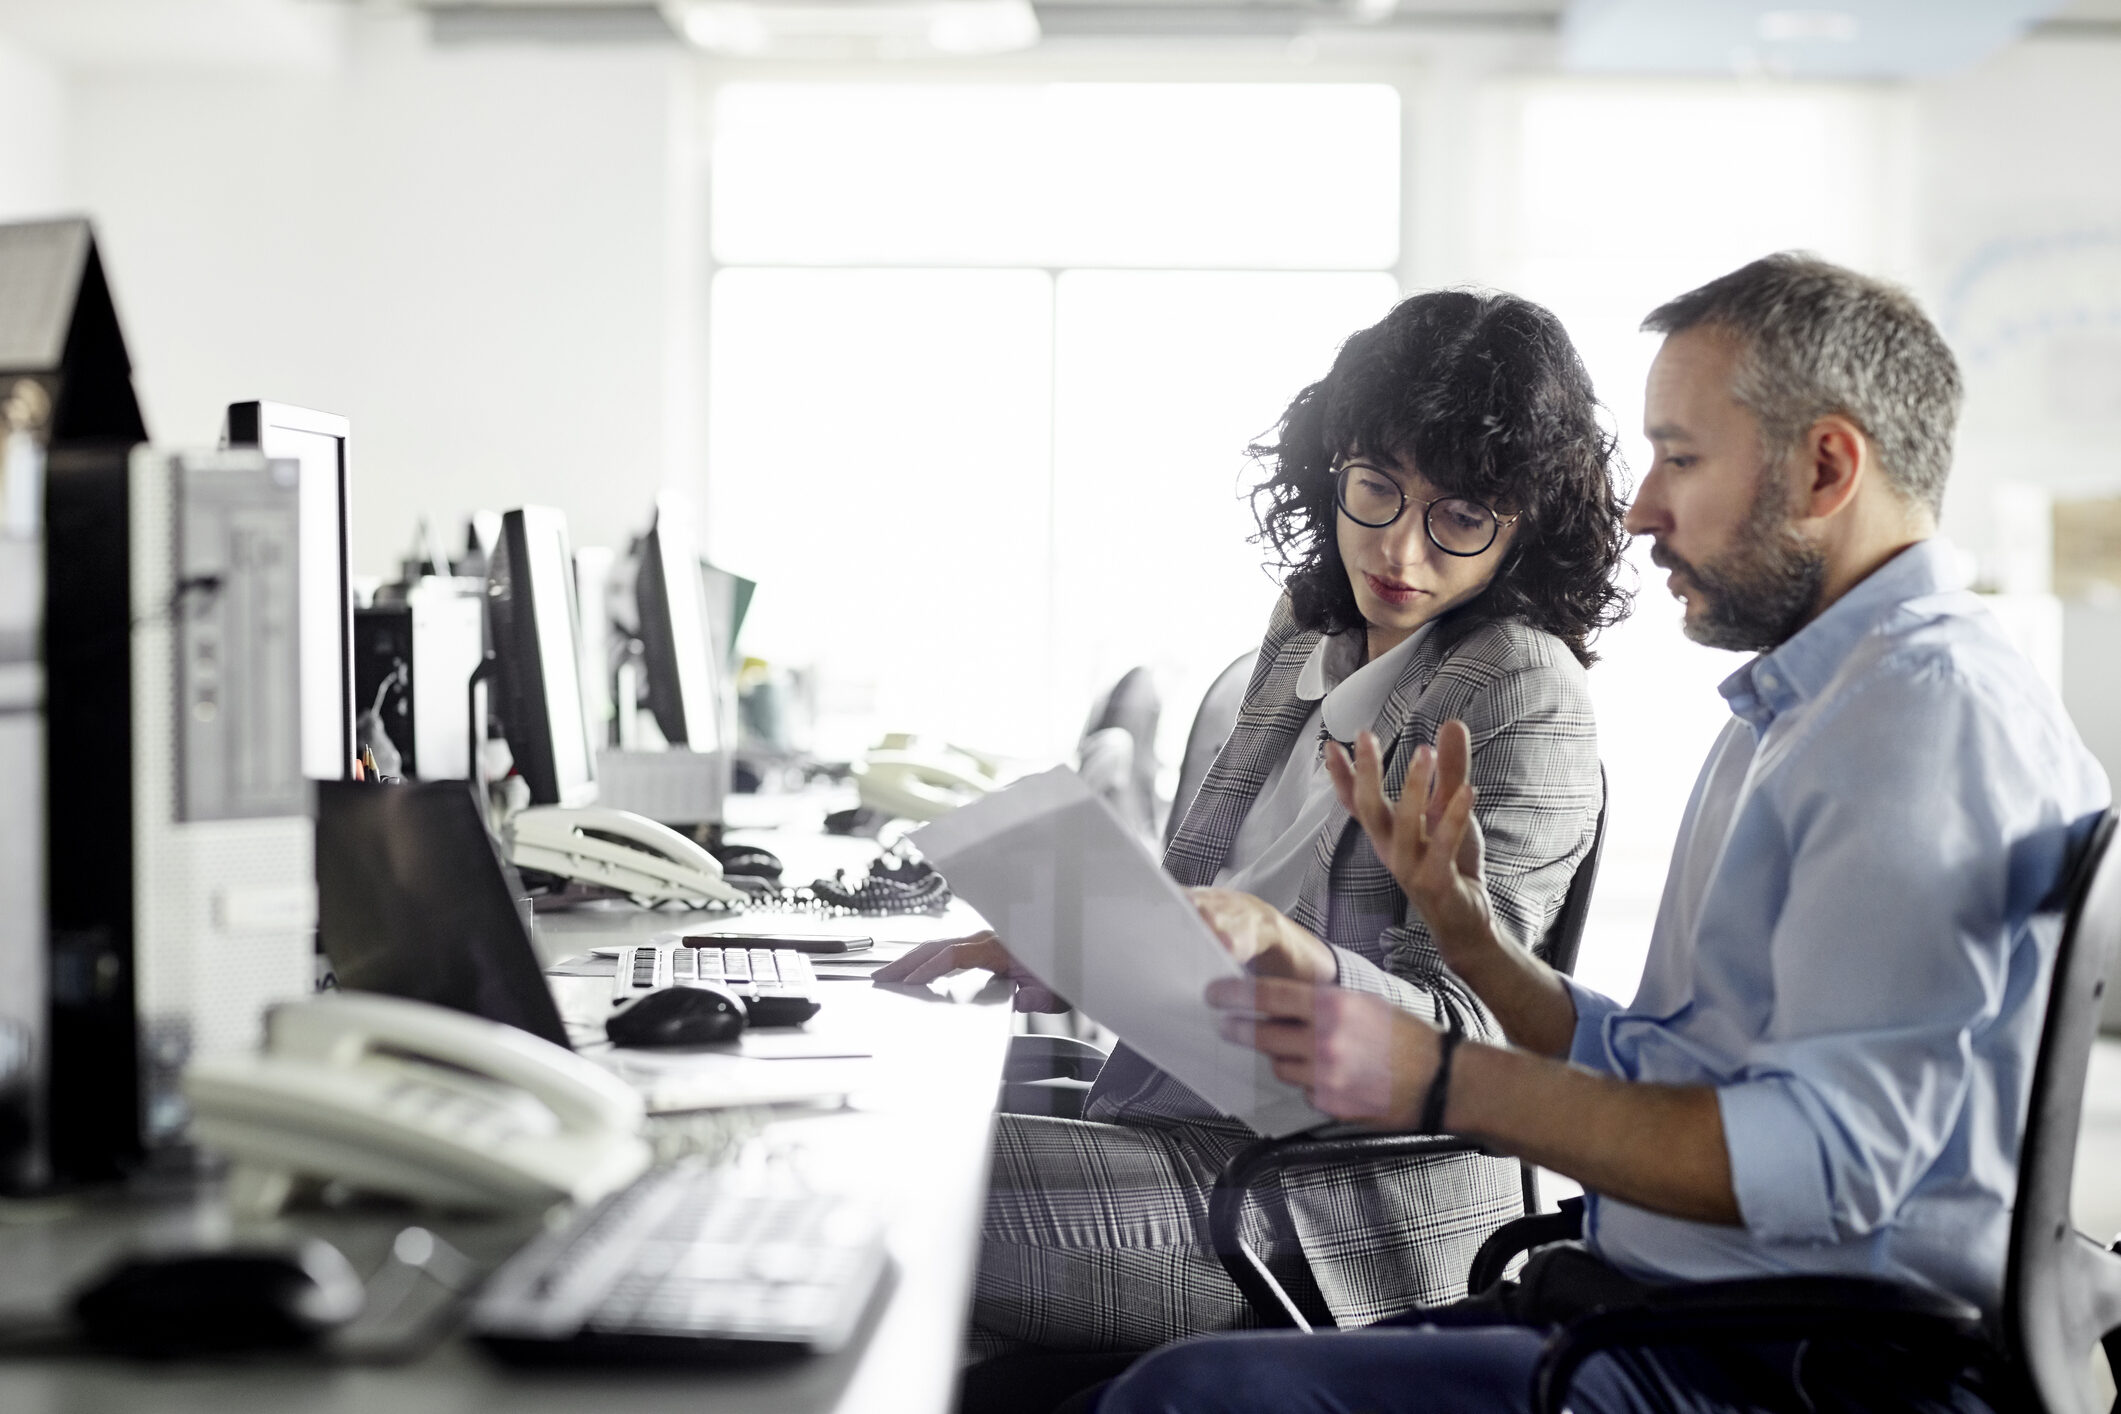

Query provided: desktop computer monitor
[224,401,353,782]
[315,779,568,1048]
[634,499,724,752]
[488,506,597,807]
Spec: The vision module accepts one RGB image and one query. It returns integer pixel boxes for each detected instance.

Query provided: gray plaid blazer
[1082,593,1602,1325]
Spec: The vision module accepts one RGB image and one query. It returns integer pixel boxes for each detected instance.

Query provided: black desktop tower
[42,445,140,1179]
[0,217,145,1190]
[0,476,46,1191]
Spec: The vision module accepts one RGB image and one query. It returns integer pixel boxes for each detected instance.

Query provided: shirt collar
[1297,623,1433,743]
[1295,630,1365,702]
[1718,538,1966,731]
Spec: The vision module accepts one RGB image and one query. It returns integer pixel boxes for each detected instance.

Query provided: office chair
[1470,808,2121,1414]
[1000,656,1245,1118]
[1165,651,1255,848]
[1079,667,1163,843]
[1009,669,1168,1076]
[1206,767,1608,1329]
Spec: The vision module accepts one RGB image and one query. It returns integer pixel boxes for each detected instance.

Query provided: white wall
[62,14,701,578]
[0,31,66,220]
[1918,36,2121,564]
[1913,36,2121,790]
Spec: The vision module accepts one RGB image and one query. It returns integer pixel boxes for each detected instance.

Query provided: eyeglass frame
[1331,461,1520,558]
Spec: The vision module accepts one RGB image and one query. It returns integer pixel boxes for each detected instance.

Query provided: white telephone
[853,736,1008,822]
[185,992,651,1215]
[506,805,747,907]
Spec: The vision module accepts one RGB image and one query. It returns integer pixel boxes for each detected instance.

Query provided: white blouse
[1209,623,1432,913]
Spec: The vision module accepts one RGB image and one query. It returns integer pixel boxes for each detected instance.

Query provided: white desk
[0,861,1011,1414]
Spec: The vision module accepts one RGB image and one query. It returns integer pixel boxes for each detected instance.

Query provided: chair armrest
[1466,1197,1584,1296]
[1531,1276,1989,1414]
[996,1077,1093,1119]
[1002,1034,1110,1082]
[1210,1130,1488,1330]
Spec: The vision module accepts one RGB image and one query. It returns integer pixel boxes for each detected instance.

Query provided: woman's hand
[870,931,1070,1013]
[1325,720,1498,965]
[1207,975,1442,1129]
[1188,888,1337,984]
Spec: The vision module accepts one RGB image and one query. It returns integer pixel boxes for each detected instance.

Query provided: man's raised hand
[1324,720,1496,960]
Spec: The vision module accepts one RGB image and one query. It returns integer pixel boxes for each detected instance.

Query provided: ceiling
[0,0,347,69]
[0,0,2116,67]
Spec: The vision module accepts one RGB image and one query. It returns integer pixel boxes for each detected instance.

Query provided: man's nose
[1624,468,1664,539]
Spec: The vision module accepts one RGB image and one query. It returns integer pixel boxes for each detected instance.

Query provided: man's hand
[1326,718,1582,1059]
[1325,721,1498,965]
[870,931,1070,1013]
[1206,975,1442,1128]
[1206,974,1739,1222]
[1188,888,1338,983]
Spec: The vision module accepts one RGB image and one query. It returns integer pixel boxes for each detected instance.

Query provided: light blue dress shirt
[1565,539,2108,1318]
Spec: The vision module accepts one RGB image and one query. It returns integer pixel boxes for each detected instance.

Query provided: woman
[877,289,1630,1351]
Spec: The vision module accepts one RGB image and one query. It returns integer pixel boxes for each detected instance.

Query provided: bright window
[706,83,1404,764]
[704,267,1055,755]
[711,83,1400,269]
[1050,270,1400,751]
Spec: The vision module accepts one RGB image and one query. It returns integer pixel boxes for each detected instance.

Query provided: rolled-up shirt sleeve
[1563,975,1625,1075]
[1717,1077,1840,1242]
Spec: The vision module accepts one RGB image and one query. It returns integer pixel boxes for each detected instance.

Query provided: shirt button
[1757,669,1779,691]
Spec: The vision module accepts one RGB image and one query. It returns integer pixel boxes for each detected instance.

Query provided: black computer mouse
[708,843,784,882]
[72,1239,364,1358]
[606,983,748,1046]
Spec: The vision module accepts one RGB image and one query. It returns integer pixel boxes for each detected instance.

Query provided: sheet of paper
[914,768,1325,1138]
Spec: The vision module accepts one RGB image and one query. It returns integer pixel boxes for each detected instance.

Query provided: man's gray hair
[1642,253,1961,515]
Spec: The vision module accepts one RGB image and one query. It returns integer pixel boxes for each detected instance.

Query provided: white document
[913,768,1326,1138]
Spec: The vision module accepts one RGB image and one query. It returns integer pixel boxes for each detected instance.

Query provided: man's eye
[1359,475,1397,498]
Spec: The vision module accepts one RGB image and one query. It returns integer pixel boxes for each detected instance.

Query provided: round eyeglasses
[1334,464,1517,558]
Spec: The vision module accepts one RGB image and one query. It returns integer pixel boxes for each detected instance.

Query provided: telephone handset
[506,805,747,907]
[853,736,1008,822]
[185,992,651,1215]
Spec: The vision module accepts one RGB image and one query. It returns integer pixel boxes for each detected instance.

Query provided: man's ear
[1796,414,1867,523]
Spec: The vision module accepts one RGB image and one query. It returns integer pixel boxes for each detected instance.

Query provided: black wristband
[1417,1020,1464,1134]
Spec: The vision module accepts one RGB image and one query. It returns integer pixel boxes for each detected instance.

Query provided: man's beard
[1651,467,1827,654]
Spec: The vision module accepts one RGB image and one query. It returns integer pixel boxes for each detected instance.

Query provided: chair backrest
[1164,650,1256,848]
[2002,809,2121,1414]
[1081,667,1162,842]
[1083,666,1161,774]
[1539,764,1608,977]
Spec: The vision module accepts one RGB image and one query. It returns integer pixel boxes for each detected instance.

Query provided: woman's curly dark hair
[1249,290,1633,666]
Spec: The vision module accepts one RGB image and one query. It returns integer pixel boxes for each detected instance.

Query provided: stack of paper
[914,768,1325,1138]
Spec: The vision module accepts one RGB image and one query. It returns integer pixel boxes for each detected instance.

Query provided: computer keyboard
[612,943,821,1027]
[471,1162,888,1364]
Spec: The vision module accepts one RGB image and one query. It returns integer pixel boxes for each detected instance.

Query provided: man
[1096,253,2109,1414]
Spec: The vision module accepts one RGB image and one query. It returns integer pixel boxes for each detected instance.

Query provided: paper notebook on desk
[913,768,1327,1139]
